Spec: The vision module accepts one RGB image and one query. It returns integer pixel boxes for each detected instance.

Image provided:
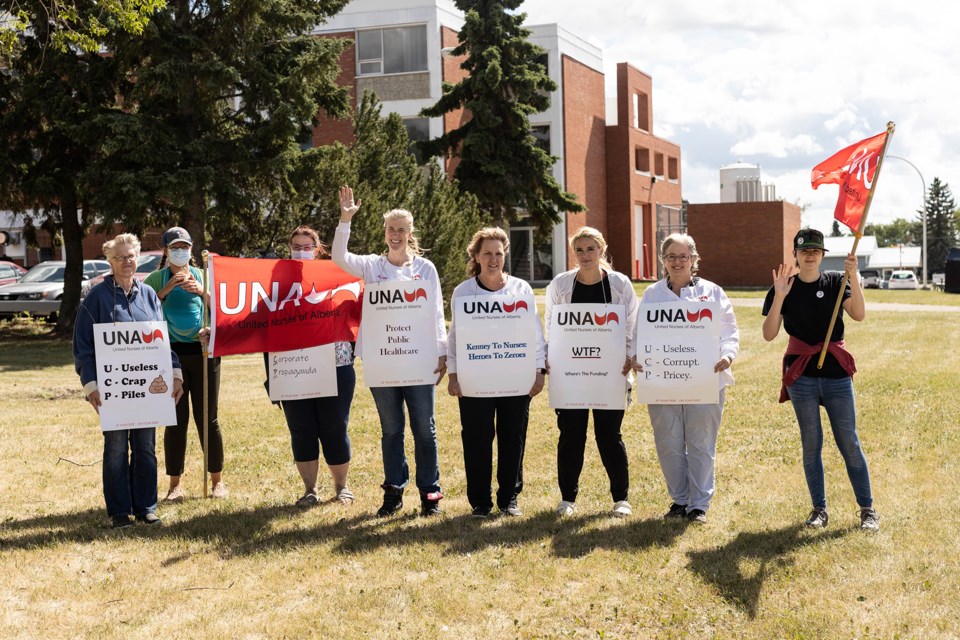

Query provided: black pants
[164,343,224,475]
[556,408,628,502]
[459,395,531,511]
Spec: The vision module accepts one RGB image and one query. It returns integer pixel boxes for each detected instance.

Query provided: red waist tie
[779,335,857,403]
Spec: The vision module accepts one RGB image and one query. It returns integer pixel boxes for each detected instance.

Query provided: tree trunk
[55,192,85,337]
[183,192,207,261]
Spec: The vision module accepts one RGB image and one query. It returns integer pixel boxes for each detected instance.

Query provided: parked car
[80,250,164,298]
[887,270,919,290]
[859,269,881,289]
[0,260,112,320]
[0,260,28,286]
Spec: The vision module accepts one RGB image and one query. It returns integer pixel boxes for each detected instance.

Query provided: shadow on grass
[0,336,75,371]
[0,502,687,561]
[686,524,850,618]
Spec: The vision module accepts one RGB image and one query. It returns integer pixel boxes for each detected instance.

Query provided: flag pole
[201,249,210,499]
[817,121,896,368]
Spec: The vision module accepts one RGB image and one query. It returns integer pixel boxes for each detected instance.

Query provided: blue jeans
[370,384,441,495]
[103,428,158,517]
[786,375,873,509]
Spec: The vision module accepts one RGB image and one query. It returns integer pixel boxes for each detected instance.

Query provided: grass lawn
[1,308,958,639]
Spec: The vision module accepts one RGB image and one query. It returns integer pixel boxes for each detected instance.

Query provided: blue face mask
[168,248,191,267]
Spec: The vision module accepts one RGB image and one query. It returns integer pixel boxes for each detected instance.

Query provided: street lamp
[886,155,927,286]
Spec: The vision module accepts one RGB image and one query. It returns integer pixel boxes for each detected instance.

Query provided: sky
[517,0,959,233]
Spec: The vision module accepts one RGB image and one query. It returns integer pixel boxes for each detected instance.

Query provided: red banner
[811,130,888,232]
[209,256,363,356]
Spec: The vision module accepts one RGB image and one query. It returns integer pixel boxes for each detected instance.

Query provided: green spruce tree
[418,0,584,231]
[923,177,958,274]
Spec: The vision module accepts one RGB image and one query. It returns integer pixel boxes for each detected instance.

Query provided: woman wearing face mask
[272,225,357,507]
[144,227,226,502]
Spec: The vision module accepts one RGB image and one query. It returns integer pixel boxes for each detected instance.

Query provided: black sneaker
[687,509,707,524]
[805,508,829,528]
[471,506,492,518]
[420,491,443,516]
[499,498,522,517]
[111,515,134,529]
[136,512,163,526]
[377,484,404,517]
[664,503,687,519]
[858,508,880,532]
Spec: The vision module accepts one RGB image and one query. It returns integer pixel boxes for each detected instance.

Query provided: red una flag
[811,130,888,232]
[208,256,363,356]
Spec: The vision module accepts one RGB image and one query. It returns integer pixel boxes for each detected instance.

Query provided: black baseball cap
[162,227,193,247]
[794,228,824,250]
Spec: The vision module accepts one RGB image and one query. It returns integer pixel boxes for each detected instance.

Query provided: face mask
[168,248,191,266]
[291,250,314,261]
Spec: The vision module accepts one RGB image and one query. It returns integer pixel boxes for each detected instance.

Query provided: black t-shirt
[762,271,852,378]
[571,274,612,304]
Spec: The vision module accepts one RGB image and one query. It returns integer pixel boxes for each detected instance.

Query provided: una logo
[556,311,619,326]
[646,308,713,323]
[103,329,162,346]
[463,299,528,314]
[368,287,426,305]
[219,280,361,314]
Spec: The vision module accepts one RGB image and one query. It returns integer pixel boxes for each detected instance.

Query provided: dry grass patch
[2,309,959,639]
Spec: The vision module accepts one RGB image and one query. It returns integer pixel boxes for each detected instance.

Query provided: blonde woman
[545,227,638,517]
[333,186,447,517]
[640,233,739,524]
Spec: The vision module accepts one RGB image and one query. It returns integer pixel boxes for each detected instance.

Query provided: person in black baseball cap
[761,227,879,532]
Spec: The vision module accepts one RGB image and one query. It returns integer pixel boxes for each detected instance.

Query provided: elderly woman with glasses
[639,233,739,524]
[74,233,184,528]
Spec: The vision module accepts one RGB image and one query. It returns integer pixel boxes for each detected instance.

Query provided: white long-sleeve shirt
[640,277,740,388]
[544,268,640,358]
[446,275,546,374]
[332,221,447,357]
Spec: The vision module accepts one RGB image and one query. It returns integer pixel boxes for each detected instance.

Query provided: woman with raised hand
[641,232,739,525]
[74,233,184,528]
[144,226,227,502]
[447,227,546,517]
[762,227,878,531]
[333,185,447,517]
[545,227,638,518]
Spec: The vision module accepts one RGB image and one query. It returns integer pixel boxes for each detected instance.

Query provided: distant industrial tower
[719,161,777,203]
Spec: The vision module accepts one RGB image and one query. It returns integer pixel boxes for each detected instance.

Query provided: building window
[654,152,664,177]
[633,91,649,131]
[634,146,650,173]
[403,117,430,162]
[532,125,550,154]
[667,156,679,181]
[357,26,428,76]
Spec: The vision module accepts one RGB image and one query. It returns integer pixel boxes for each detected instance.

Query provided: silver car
[0,260,111,321]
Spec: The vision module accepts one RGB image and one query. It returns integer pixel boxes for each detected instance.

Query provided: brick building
[310,0,682,283]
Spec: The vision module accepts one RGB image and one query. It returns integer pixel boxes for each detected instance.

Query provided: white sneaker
[556,500,576,516]
[613,500,632,517]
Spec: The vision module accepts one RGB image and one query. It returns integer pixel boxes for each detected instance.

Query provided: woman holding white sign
[761,228,877,531]
[640,233,739,524]
[272,225,357,507]
[447,227,546,517]
[334,186,447,517]
[545,227,639,518]
[74,233,184,529]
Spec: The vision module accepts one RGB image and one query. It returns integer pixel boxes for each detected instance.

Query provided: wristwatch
[538,368,547,375]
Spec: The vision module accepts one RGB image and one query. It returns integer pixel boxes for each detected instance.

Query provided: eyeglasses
[664,254,692,263]
[110,255,137,263]
[291,244,317,251]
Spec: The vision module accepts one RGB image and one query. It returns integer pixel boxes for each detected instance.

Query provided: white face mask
[168,248,191,266]
[291,250,314,261]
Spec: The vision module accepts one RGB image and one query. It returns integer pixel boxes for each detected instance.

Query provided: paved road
[533,296,960,313]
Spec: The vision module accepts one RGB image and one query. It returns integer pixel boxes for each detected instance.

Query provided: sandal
[334,486,355,504]
[295,492,320,508]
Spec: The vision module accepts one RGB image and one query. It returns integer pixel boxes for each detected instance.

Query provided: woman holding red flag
[761,227,878,531]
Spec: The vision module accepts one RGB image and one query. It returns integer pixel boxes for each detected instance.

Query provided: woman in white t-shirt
[333,186,447,517]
